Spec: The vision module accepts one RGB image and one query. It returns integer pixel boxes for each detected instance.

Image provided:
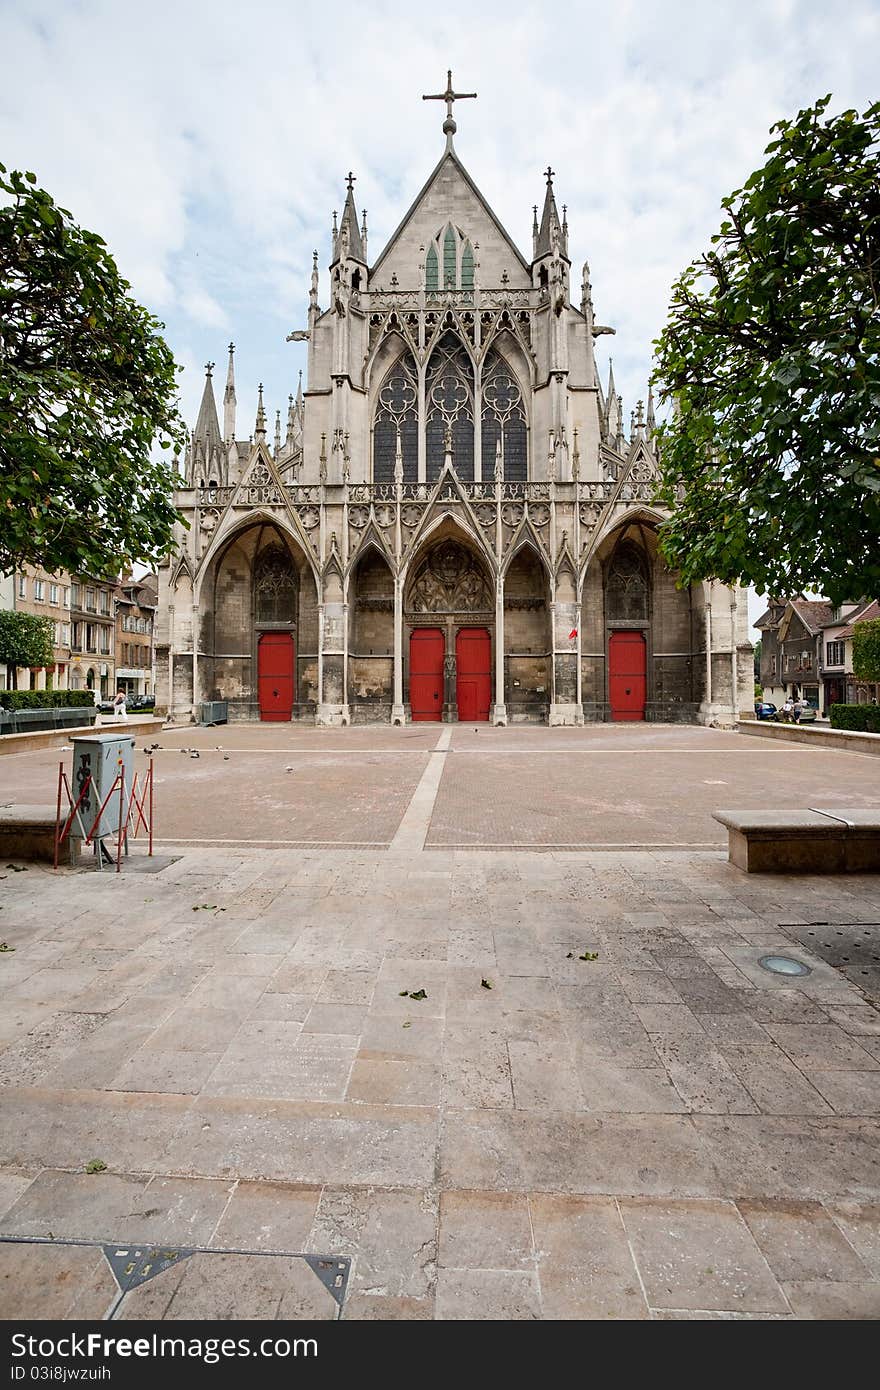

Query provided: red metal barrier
[54,758,154,873]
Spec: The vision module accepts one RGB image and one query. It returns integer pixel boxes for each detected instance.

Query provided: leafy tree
[0,610,54,689]
[853,617,880,683]
[653,96,880,605]
[0,165,186,578]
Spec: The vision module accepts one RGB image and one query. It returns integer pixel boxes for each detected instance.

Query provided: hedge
[0,690,96,711]
[829,704,880,734]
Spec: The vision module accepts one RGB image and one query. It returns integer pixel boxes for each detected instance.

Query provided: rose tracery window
[426,332,474,481]
[481,351,527,482]
[373,354,418,483]
[254,544,298,625]
[606,542,649,622]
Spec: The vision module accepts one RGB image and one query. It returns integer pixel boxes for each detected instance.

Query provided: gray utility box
[71,733,135,840]
[200,701,228,724]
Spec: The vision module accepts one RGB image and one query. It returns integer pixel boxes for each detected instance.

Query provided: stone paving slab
[2,831,880,1317]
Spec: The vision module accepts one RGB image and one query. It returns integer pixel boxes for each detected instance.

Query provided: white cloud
[2,0,878,430]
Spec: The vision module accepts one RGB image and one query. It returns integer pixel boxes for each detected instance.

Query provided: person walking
[112,689,128,722]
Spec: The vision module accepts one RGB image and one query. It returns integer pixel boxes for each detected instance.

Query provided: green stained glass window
[425,245,438,292]
[443,225,456,289]
[461,241,474,289]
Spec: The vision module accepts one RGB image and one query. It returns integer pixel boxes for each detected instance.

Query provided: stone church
[156,75,752,726]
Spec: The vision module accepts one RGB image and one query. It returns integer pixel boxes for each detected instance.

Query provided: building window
[481,351,527,483]
[100,591,109,615]
[426,332,474,482]
[71,583,81,607]
[606,541,649,622]
[34,580,44,601]
[254,545,298,625]
[373,354,418,484]
[61,624,70,646]
[770,655,777,676]
[18,575,27,598]
[49,583,59,604]
[825,640,844,667]
[63,586,70,606]
[425,244,438,292]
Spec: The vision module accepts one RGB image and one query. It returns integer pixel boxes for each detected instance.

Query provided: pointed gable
[370,149,531,291]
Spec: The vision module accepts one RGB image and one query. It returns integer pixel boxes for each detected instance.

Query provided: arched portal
[581,518,699,722]
[201,522,318,720]
[348,546,395,722]
[503,547,551,720]
[404,528,495,720]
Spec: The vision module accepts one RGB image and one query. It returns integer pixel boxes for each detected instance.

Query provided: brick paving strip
[1,724,880,1318]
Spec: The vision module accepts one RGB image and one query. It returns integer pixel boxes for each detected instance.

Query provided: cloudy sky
[2,0,877,620]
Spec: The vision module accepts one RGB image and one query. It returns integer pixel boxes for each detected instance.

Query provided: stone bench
[713,808,880,874]
[0,805,61,863]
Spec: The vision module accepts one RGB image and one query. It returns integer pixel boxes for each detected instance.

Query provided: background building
[1,566,71,691]
[114,573,157,699]
[68,575,116,696]
[157,100,753,725]
[757,596,878,712]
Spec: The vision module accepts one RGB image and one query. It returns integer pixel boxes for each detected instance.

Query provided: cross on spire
[545,166,555,185]
[205,361,215,376]
[423,68,477,149]
[345,171,356,191]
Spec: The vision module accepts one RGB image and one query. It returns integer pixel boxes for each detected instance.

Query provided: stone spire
[532,205,539,259]
[534,167,567,260]
[223,342,236,443]
[254,383,267,441]
[333,172,366,266]
[309,250,319,313]
[646,384,656,440]
[361,209,368,262]
[274,409,282,456]
[195,361,222,449]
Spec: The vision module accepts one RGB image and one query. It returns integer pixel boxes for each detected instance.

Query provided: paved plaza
[1,724,880,1318]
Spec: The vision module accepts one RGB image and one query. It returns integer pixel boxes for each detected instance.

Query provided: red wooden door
[609,630,646,721]
[456,627,491,722]
[410,628,445,721]
[258,632,295,721]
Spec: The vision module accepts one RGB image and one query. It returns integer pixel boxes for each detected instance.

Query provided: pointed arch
[425,243,438,292]
[443,224,457,289]
[372,350,418,483]
[482,348,528,483]
[461,240,474,289]
[501,523,552,581]
[425,331,475,483]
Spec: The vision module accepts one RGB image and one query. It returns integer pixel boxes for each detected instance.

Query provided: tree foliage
[0,609,54,684]
[653,96,880,605]
[852,617,880,683]
[0,165,186,577]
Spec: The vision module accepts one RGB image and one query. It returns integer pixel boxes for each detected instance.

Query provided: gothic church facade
[156,81,752,726]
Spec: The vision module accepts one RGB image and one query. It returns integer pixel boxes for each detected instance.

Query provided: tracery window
[254,544,298,625]
[606,542,649,622]
[424,224,475,294]
[425,332,474,481]
[373,354,419,483]
[481,351,527,482]
[443,226,457,289]
[425,244,438,292]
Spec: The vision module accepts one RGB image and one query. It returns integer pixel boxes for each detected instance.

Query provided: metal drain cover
[780,923,880,1005]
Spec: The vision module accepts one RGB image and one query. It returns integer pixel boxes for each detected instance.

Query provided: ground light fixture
[758,954,812,977]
